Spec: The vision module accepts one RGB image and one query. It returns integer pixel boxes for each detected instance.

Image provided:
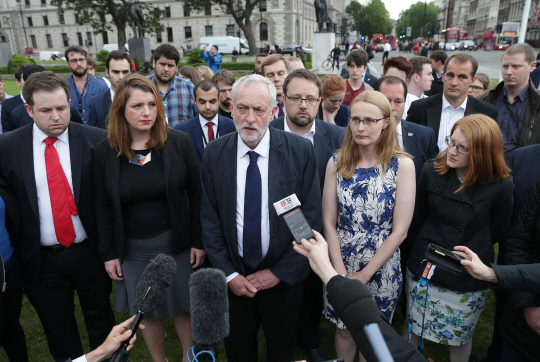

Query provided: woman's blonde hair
[108,74,168,161]
[435,114,510,193]
[196,65,214,80]
[335,90,409,179]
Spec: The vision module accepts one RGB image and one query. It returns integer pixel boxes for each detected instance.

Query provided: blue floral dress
[323,155,403,328]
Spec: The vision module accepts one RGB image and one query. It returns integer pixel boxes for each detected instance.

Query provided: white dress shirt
[33,124,87,246]
[396,120,404,150]
[438,95,467,152]
[110,88,115,102]
[404,93,419,119]
[283,118,316,145]
[198,113,219,147]
[228,130,271,283]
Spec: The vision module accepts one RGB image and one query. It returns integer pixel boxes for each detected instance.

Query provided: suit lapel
[223,134,238,246]
[464,95,475,116]
[191,120,205,162]
[314,119,329,164]
[401,120,413,152]
[162,135,172,193]
[68,126,83,206]
[267,127,282,242]
[426,97,443,140]
[443,172,472,204]
[18,126,39,220]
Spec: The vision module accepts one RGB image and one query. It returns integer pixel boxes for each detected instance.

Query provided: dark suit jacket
[94,129,202,262]
[270,117,345,190]
[405,94,498,140]
[1,95,23,133]
[506,144,540,219]
[200,127,323,286]
[0,176,21,253]
[400,120,439,182]
[342,72,378,87]
[425,72,443,97]
[0,123,107,281]
[10,103,83,131]
[174,115,236,164]
[530,67,540,89]
[88,89,112,129]
[317,104,350,127]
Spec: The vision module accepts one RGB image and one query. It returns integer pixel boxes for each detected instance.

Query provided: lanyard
[199,121,220,146]
[503,94,527,125]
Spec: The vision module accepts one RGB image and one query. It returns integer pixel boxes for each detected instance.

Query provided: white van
[103,44,129,53]
[199,36,249,55]
[39,51,65,61]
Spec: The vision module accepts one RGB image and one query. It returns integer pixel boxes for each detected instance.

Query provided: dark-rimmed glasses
[284,95,320,106]
[445,136,470,154]
[469,85,486,91]
[348,116,386,127]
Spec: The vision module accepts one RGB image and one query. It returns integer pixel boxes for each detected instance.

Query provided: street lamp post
[15,0,29,51]
[3,16,16,54]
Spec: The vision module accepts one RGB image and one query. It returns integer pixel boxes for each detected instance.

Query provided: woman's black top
[120,149,171,239]
[406,160,514,292]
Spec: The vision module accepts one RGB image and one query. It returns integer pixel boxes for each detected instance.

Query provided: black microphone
[339,279,394,362]
[188,268,229,362]
[110,254,177,362]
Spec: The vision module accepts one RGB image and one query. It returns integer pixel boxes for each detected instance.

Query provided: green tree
[395,2,440,40]
[50,0,165,52]
[178,0,262,55]
[345,0,393,39]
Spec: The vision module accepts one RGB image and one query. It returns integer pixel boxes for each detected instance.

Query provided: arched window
[260,22,268,41]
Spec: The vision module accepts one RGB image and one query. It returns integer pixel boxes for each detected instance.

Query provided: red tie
[278,102,285,117]
[44,137,78,247]
[207,121,215,142]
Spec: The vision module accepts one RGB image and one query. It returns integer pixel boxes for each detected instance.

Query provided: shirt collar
[199,113,219,128]
[20,92,26,104]
[33,123,69,145]
[283,117,316,136]
[237,127,271,160]
[396,120,402,135]
[110,89,115,102]
[442,94,467,111]
[503,83,529,103]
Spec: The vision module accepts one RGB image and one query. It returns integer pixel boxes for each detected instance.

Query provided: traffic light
[333,22,337,33]
[426,22,432,36]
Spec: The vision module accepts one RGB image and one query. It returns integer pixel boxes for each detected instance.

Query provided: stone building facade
[0,0,351,58]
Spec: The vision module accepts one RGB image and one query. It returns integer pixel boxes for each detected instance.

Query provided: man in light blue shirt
[201,45,222,73]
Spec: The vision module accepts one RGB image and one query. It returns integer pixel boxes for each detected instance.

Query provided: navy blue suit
[88,89,112,129]
[342,72,378,87]
[271,117,345,191]
[1,95,23,133]
[174,115,236,164]
[401,120,439,182]
[317,104,350,127]
[10,103,83,131]
[506,144,540,219]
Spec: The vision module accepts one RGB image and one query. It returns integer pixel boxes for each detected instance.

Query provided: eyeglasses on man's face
[469,85,486,91]
[69,58,87,64]
[284,95,320,106]
[348,116,387,127]
[445,136,470,154]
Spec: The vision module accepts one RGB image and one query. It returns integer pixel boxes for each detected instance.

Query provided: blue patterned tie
[243,151,262,269]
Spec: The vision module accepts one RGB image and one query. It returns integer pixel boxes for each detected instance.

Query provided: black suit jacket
[174,115,236,164]
[88,89,112,129]
[425,72,443,97]
[1,95,23,132]
[10,103,83,131]
[0,176,21,252]
[200,127,323,285]
[405,94,498,140]
[400,120,439,182]
[0,123,107,281]
[94,129,202,262]
[506,144,540,219]
[270,117,345,190]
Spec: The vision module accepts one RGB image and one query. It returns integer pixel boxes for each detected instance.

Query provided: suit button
[456,227,461,233]
[436,186,441,191]
[465,204,470,208]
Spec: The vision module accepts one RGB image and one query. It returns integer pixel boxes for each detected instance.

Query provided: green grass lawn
[3,80,20,97]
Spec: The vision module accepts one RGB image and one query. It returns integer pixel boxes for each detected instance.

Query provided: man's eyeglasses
[469,85,486,91]
[445,136,470,154]
[348,117,387,127]
[69,58,87,64]
[284,95,319,106]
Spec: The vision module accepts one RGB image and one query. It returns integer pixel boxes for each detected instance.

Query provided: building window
[185,26,192,39]
[24,0,30,6]
[102,31,108,44]
[59,13,64,24]
[184,6,190,17]
[86,32,92,46]
[260,22,268,41]
[77,32,83,46]
[31,34,37,48]
[226,24,235,37]
[205,4,211,15]
[46,34,52,48]
[28,17,33,27]
[165,6,171,17]
[156,29,162,43]
[43,15,48,26]
[167,27,173,42]
[74,13,79,23]
[1,35,6,42]
[41,0,46,4]
[62,33,68,46]
[206,26,213,36]
[260,0,267,12]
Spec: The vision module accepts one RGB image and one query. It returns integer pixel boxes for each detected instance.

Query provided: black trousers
[382,51,389,64]
[296,269,324,350]
[0,261,28,361]
[225,280,304,362]
[23,241,115,362]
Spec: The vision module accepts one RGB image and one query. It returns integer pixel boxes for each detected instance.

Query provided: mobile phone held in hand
[273,194,314,244]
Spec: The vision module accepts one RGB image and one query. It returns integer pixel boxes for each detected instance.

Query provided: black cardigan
[94,129,202,262]
[407,161,514,292]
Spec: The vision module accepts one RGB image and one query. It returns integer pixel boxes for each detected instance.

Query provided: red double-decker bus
[384,34,396,50]
[373,34,383,45]
[459,30,469,40]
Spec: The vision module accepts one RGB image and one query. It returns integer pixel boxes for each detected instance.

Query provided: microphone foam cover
[189,268,230,346]
[133,254,177,314]
[339,278,380,333]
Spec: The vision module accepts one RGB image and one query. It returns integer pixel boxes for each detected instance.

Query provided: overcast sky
[384,0,422,20]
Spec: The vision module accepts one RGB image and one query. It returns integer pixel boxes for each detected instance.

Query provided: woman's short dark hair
[108,74,168,161]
